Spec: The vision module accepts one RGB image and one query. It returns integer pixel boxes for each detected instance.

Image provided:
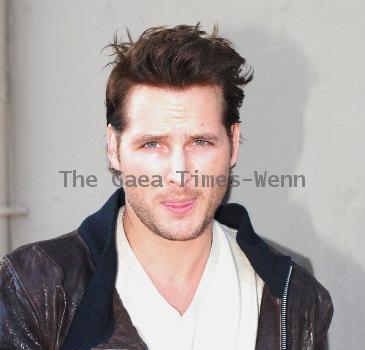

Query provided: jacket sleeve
[314,283,334,350]
[288,264,334,350]
[0,257,44,350]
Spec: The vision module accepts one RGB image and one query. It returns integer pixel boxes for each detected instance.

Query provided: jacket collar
[62,188,291,350]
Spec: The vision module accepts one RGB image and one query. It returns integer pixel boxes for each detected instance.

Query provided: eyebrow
[132,133,219,145]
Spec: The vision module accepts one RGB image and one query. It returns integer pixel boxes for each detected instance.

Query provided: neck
[122,203,213,287]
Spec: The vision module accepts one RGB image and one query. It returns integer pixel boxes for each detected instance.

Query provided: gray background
[1,0,364,349]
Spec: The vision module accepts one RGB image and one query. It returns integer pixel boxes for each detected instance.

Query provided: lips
[161,198,196,214]
[162,198,195,205]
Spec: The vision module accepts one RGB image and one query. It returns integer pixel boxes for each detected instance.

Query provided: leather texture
[0,229,333,350]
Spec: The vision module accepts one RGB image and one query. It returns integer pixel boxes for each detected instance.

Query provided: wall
[6,1,365,349]
[0,0,8,257]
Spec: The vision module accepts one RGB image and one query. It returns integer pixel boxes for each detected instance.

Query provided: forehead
[123,84,224,133]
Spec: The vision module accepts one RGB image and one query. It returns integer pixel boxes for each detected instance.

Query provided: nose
[165,146,192,187]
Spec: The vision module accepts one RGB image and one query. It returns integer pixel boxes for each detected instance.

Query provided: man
[0,24,333,350]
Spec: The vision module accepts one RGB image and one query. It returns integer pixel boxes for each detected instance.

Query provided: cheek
[120,151,161,176]
[192,158,231,194]
[123,187,152,214]
[192,152,230,174]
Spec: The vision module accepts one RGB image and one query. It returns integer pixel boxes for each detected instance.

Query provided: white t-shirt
[115,207,264,350]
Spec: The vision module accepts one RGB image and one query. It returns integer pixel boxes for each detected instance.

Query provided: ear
[229,123,240,168]
[106,124,122,172]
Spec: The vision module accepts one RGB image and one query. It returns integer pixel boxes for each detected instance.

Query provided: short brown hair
[105,23,253,175]
[105,23,252,131]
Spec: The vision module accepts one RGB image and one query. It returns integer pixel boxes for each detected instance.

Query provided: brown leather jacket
[0,189,333,350]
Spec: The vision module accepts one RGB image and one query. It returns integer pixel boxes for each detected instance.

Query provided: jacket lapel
[255,284,281,349]
[61,189,124,350]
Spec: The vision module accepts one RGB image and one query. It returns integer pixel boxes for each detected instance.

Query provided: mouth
[161,198,196,215]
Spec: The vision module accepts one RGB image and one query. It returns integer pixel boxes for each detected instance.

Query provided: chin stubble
[125,187,226,242]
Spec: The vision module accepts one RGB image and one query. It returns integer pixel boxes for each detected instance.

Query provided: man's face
[107,84,240,241]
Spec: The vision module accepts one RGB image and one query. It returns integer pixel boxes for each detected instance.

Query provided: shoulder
[2,229,95,297]
[8,229,89,261]
[289,263,333,314]
[0,230,96,348]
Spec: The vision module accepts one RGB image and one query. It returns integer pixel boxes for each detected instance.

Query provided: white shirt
[115,207,264,350]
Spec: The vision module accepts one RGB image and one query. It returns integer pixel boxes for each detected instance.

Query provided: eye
[194,140,211,146]
[143,141,159,149]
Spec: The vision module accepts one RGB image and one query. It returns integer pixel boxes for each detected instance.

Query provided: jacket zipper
[280,264,293,350]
